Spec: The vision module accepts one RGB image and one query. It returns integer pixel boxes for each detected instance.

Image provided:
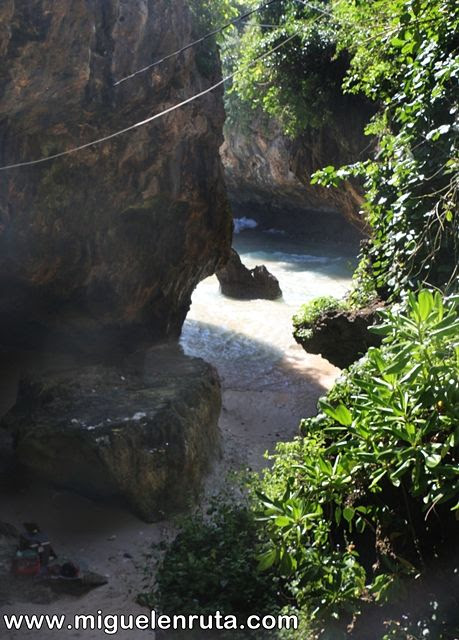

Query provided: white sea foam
[264,228,287,236]
[233,217,258,234]
[180,234,354,389]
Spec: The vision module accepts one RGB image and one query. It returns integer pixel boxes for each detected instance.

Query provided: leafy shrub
[256,290,459,634]
[293,296,345,340]
[232,0,358,136]
[139,496,280,618]
[312,0,459,297]
[189,0,241,33]
[347,251,379,309]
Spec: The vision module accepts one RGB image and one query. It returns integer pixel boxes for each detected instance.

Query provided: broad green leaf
[425,453,442,469]
[334,404,353,427]
[400,363,423,383]
[257,548,277,572]
[417,290,434,321]
[384,356,409,375]
[335,506,342,525]
[322,403,352,427]
[275,516,292,528]
[343,506,355,523]
[369,324,390,336]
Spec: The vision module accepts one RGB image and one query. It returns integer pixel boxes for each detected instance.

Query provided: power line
[113,0,281,86]
[0,31,300,171]
[293,0,338,21]
[113,0,340,88]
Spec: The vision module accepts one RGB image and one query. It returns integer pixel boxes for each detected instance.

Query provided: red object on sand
[12,550,41,576]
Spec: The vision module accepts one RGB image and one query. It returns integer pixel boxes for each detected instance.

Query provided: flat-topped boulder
[293,305,383,369]
[2,346,221,522]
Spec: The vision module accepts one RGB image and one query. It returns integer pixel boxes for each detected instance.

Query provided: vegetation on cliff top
[293,296,346,340]
[232,0,458,299]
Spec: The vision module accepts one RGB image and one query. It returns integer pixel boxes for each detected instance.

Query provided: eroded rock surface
[0,0,232,355]
[294,306,383,369]
[216,249,282,300]
[222,105,374,238]
[2,346,222,522]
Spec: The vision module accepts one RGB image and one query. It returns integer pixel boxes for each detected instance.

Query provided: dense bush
[232,0,359,136]
[256,289,459,636]
[138,496,280,619]
[312,0,459,297]
[147,292,459,639]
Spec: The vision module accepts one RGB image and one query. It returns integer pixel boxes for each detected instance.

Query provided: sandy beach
[0,343,339,640]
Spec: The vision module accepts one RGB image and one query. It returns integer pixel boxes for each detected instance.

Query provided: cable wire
[0,31,299,171]
[293,0,338,21]
[113,0,280,86]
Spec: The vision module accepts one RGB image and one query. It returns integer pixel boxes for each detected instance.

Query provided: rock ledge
[2,347,221,522]
[294,305,383,369]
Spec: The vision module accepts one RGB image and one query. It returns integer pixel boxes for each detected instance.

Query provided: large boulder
[216,249,282,300]
[294,306,383,369]
[0,0,232,355]
[2,346,222,522]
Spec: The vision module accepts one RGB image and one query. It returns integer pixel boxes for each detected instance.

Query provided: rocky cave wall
[221,103,374,239]
[0,0,232,356]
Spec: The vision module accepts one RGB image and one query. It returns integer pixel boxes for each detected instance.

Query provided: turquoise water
[180,231,356,388]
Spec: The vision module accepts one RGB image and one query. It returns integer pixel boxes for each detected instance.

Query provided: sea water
[180,230,357,390]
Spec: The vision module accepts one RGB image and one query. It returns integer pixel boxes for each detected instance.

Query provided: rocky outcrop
[221,102,374,239]
[216,249,282,300]
[2,346,221,521]
[294,305,383,369]
[0,0,232,355]
[221,115,310,215]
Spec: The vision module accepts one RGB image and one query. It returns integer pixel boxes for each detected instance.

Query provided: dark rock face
[0,0,232,355]
[2,346,221,522]
[216,249,282,300]
[294,306,383,369]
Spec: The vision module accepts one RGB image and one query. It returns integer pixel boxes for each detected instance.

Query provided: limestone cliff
[221,103,374,238]
[0,0,232,354]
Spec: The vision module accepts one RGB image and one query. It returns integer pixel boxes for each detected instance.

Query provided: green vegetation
[312,0,459,298]
[232,0,357,136]
[231,0,458,298]
[293,296,345,340]
[144,292,459,638]
[139,2,459,638]
[190,0,246,77]
[189,0,242,33]
[139,496,279,618]
[258,291,459,627]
